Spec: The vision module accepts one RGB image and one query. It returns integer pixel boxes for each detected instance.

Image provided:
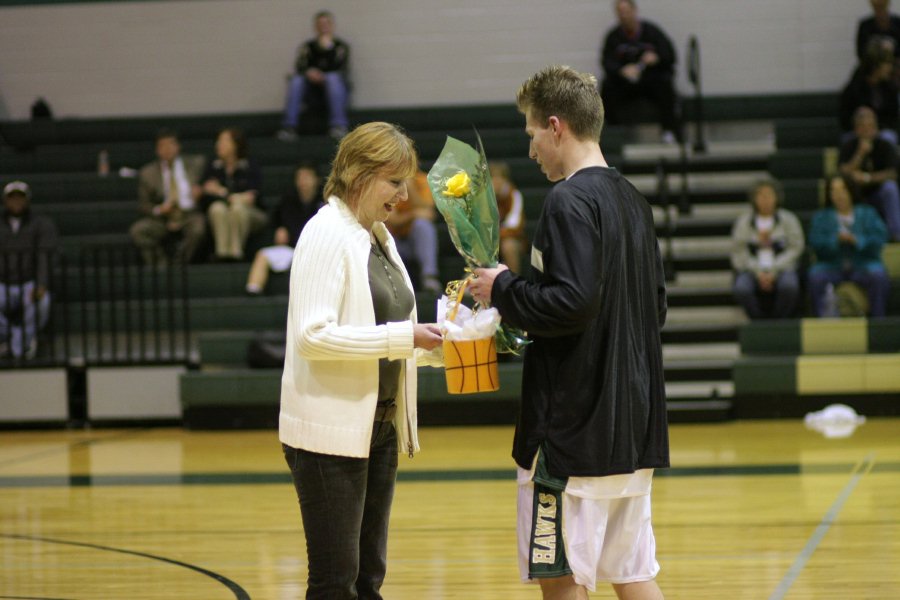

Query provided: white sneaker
[329,126,348,140]
[276,128,299,142]
[422,276,443,295]
[661,130,677,145]
[24,338,38,360]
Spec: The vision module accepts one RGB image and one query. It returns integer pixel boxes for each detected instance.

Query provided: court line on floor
[1,533,251,600]
[0,429,151,471]
[767,453,876,600]
[0,461,896,488]
[0,596,78,600]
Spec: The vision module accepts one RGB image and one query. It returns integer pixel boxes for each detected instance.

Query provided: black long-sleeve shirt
[857,14,900,60]
[839,67,899,132]
[275,190,324,247]
[492,167,669,477]
[601,20,676,81]
[295,37,350,77]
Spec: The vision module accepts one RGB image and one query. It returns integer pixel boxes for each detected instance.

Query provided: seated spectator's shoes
[661,130,677,145]
[24,338,37,361]
[423,276,444,296]
[329,126,348,141]
[276,128,299,142]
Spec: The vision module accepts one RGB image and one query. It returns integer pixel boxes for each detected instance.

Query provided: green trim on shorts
[533,445,568,492]
[528,482,572,579]
[528,447,572,579]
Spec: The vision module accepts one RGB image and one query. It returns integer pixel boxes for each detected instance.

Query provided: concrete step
[665,306,747,327]
[662,342,739,362]
[665,380,734,399]
[670,270,733,289]
[627,170,769,197]
[623,139,774,164]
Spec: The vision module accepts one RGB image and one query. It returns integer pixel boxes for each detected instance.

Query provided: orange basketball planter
[443,336,499,394]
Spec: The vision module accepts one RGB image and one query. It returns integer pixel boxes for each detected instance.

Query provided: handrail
[0,245,192,369]
[687,35,707,154]
[656,160,677,282]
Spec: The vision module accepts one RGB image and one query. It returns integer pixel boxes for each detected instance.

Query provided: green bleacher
[733,317,900,417]
[5,90,899,426]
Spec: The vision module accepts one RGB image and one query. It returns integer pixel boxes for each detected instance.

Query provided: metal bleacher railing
[656,160,677,282]
[0,246,191,369]
[687,34,707,154]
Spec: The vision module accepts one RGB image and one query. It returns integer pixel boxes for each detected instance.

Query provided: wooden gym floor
[1,418,898,599]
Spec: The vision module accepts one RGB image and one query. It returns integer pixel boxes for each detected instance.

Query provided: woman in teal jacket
[808,175,890,316]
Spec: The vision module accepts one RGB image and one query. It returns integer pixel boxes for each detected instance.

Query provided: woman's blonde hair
[324,122,418,205]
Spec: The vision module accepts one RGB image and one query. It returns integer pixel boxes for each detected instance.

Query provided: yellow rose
[442,171,471,197]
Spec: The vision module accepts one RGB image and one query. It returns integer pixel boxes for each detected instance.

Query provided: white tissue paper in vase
[437,295,502,341]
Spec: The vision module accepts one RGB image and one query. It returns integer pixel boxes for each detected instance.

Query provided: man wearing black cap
[1,181,58,360]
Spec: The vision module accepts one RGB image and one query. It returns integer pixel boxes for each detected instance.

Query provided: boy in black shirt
[470,65,668,600]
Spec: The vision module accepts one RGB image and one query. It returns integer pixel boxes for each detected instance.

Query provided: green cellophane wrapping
[427,133,528,354]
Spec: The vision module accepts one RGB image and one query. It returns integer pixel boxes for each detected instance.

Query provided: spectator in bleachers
[857,0,900,64]
[489,161,526,274]
[276,10,350,142]
[600,0,681,144]
[838,106,900,241]
[202,127,267,261]
[839,39,899,141]
[808,175,890,317]
[0,181,58,360]
[130,129,206,265]
[730,180,805,319]
[245,162,324,295]
[385,170,441,294]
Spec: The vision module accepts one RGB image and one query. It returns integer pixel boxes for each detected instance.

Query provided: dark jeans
[282,73,349,129]
[601,71,681,136]
[733,270,800,319]
[283,421,398,600]
[808,266,891,317]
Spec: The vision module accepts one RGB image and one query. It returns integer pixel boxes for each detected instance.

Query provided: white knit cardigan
[279,195,440,458]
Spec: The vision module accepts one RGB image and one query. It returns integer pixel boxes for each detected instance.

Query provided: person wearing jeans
[0,181,57,360]
[283,419,397,599]
[385,171,441,294]
[839,106,900,241]
[0,281,51,360]
[730,179,805,319]
[278,10,350,141]
[278,123,443,599]
[808,175,891,318]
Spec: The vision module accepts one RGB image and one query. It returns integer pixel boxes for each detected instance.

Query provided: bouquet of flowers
[427,132,528,355]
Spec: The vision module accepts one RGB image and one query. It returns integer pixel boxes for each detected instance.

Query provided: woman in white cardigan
[280,122,443,600]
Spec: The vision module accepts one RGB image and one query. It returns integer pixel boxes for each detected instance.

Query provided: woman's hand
[414,323,443,350]
[203,180,227,197]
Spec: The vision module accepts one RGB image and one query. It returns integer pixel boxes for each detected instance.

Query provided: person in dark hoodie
[245,162,324,294]
[470,65,668,600]
[600,0,681,143]
[0,181,58,360]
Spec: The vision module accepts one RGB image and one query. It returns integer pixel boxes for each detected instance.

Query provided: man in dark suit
[129,129,206,264]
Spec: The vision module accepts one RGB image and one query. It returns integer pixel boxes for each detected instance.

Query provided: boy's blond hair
[516,65,605,142]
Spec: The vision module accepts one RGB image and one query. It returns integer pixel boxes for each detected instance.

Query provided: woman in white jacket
[279,121,443,600]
